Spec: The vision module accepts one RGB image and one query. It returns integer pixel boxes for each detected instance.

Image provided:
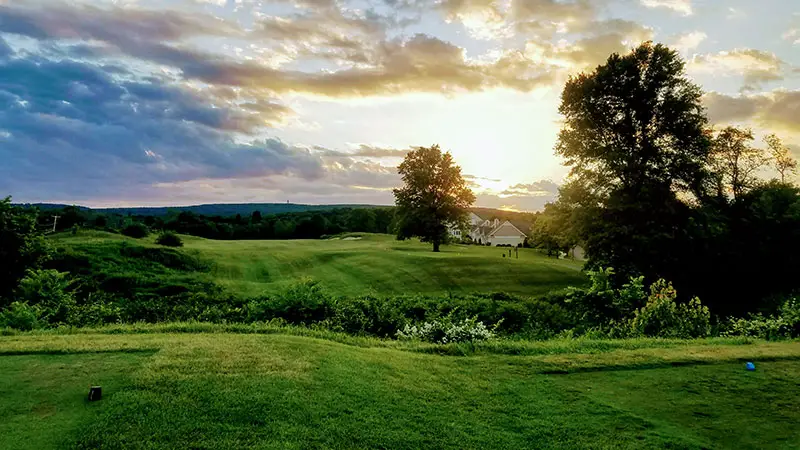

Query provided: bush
[72,292,122,327]
[156,232,183,247]
[0,301,42,331]
[15,269,78,325]
[721,297,800,340]
[630,279,710,338]
[121,223,149,239]
[248,280,334,325]
[396,312,496,344]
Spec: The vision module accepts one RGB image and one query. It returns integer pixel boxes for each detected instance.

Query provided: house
[449,212,530,247]
[568,244,586,260]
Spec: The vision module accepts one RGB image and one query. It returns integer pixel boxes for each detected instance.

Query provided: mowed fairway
[187,234,586,297]
[54,232,587,297]
[1,332,799,449]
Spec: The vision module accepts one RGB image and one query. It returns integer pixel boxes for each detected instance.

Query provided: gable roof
[489,220,527,237]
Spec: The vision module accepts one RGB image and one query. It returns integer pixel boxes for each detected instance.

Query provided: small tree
[393,145,475,252]
[764,134,798,183]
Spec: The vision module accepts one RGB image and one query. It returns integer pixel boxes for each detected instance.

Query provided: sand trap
[342,237,362,241]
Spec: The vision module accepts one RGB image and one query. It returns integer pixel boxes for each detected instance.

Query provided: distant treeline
[29,204,538,240]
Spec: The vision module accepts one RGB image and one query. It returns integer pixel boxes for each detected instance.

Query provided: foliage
[396,312,496,344]
[156,231,183,247]
[710,126,768,201]
[121,222,149,238]
[393,145,476,252]
[764,133,798,183]
[0,301,42,331]
[556,42,710,201]
[15,269,78,325]
[0,197,51,303]
[722,297,800,340]
[248,279,334,325]
[630,280,710,338]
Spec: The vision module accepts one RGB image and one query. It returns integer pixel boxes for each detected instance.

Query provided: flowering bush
[396,313,496,344]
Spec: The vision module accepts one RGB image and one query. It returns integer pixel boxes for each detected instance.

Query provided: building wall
[490,235,525,247]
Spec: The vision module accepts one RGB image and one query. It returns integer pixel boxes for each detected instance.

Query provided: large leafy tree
[393,145,475,252]
[556,42,711,201]
[553,42,712,282]
[0,197,51,304]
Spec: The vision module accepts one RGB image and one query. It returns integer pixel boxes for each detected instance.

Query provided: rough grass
[1,331,798,449]
[50,231,587,297]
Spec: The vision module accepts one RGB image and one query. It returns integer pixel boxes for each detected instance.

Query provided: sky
[0,0,798,210]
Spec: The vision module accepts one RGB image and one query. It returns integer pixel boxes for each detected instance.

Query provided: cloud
[640,0,692,16]
[0,2,563,97]
[315,144,414,158]
[500,180,560,196]
[703,90,800,133]
[522,19,653,70]
[0,35,12,58]
[0,1,239,42]
[671,31,706,53]
[0,54,322,200]
[785,15,800,45]
[690,49,788,91]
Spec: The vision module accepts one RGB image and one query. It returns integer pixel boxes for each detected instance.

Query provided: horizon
[1,0,798,211]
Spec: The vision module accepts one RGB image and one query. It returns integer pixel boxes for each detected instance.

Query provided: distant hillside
[18,202,538,223]
[18,203,386,217]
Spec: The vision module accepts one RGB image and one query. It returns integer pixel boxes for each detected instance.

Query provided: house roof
[489,220,528,237]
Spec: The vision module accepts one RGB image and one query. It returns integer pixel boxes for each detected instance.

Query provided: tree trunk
[433,240,440,252]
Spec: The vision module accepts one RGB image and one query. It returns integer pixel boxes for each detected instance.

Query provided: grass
[50,231,586,297]
[1,331,799,449]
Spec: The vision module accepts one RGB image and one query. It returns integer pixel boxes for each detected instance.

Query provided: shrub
[396,312,496,344]
[248,280,334,324]
[15,269,78,325]
[72,292,122,327]
[156,232,183,247]
[721,297,800,340]
[0,301,42,331]
[121,223,149,238]
[630,279,710,338]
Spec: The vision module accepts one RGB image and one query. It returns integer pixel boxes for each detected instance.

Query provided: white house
[449,212,529,247]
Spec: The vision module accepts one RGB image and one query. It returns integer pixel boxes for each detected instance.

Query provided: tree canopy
[541,41,800,316]
[0,197,50,303]
[393,145,475,252]
[556,42,711,203]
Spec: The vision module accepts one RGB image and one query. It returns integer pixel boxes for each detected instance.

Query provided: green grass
[1,332,799,449]
[51,231,586,297]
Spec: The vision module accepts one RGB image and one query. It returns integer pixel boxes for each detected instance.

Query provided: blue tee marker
[746,362,756,371]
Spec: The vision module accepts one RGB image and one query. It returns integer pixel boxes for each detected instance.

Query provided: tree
[556,42,711,203]
[553,42,712,282]
[0,197,50,303]
[393,145,475,252]
[764,134,798,183]
[251,210,262,223]
[347,208,377,233]
[710,126,768,201]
